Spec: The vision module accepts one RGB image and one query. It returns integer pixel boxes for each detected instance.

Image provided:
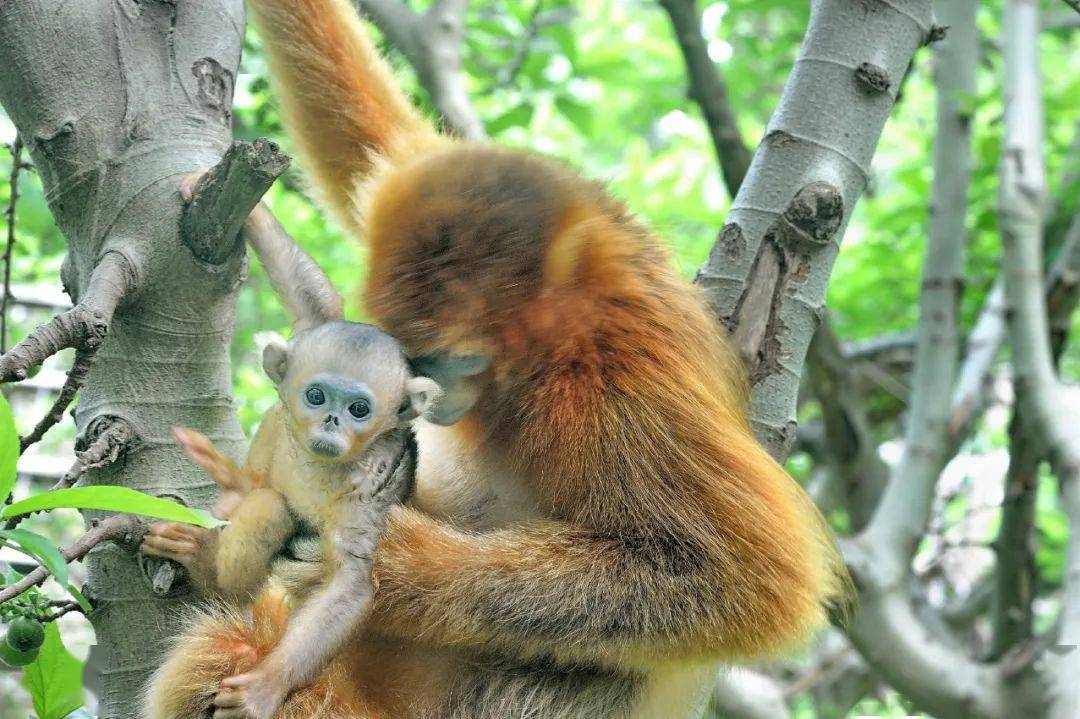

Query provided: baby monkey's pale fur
[143,320,439,719]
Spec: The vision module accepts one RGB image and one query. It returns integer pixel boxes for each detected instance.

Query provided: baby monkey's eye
[348,400,371,419]
[305,387,326,405]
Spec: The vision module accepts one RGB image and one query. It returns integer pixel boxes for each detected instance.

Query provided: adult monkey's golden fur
[142,0,852,716]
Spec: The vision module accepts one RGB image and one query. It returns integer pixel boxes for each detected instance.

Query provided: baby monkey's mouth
[308,438,344,458]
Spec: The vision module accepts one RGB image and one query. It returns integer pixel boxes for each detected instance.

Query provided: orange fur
[144,0,852,716]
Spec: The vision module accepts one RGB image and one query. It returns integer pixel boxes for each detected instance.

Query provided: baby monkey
[142,321,442,719]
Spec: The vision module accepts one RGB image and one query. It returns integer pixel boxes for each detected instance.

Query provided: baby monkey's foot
[139,522,210,567]
[213,666,288,719]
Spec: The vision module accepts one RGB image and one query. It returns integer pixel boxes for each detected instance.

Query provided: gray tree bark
[0,2,281,716]
[357,0,485,139]
[695,0,932,460]
[998,2,1080,716]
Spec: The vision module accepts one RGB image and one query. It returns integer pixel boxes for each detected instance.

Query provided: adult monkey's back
[147,0,852,716]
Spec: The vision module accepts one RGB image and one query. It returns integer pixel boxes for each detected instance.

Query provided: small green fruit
[6,616,45,652]
[0,639,38,667]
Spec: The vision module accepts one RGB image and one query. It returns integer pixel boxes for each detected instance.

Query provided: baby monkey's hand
[140,522,211,569]
[213,663,289,719]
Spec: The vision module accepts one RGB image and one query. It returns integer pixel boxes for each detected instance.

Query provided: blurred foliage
[1,0,1079,717]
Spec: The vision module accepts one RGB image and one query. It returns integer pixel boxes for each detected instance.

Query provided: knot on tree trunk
[855,62,891,94]
[775,181,844,251]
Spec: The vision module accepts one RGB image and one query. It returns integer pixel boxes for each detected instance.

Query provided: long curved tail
[247,0,443,235]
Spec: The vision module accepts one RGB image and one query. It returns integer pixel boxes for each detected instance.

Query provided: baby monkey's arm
[213,441,409,719]
[214,510,382,719]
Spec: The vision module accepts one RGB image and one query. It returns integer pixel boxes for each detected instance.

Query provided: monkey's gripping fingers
[214,667,288,719]
[140,522,210,568]
[181,167,272,232]
[178,168,211,202]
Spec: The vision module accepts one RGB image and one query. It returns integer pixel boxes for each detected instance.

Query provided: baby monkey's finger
[213,686,245,708]
[209,703,247,716]
[140,535,198,564]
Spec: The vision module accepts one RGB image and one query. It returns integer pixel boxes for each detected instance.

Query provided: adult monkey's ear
[262,334,290,385]
[400,376,444,424]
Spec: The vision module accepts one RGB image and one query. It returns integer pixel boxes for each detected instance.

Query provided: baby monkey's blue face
[295,373,380,459]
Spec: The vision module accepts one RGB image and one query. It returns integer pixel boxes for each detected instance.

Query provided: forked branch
[0,251,136,383]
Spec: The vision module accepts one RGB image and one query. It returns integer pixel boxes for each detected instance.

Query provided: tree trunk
[0,2,273,716]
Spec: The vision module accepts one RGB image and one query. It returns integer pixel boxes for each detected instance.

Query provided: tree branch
[831,3,1044,716]
[705,668,793,719]
[991,409,1039,657]
[805,318,889,530]
[695,0,932,459]
[0,251,135,383]
[859,0,976,580]
[181,138,290,265]
[657,0,752,196]
[18,346,96,452]
[0,514,141,605]
[2,135,23,353]
[998,3,1080,715]
[357,0,486,139]
[1063,0,1080,17]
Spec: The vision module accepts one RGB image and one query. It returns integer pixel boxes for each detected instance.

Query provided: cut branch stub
[181,138,291,265]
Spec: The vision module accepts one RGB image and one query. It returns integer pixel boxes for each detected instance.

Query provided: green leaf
[0,487,225,528]
[546,25,578,67]
[21,622,84,719]
[555,96,593,134]
[0,528,67,589]
[0,391,18,503]
[486,103,535,135]
[65,585,92,614]
[64,710,95,719]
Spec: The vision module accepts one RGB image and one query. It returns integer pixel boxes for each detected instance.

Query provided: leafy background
[0,0,1078,716]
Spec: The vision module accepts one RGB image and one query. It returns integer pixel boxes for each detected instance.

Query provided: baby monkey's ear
[400,376,444,425]
[262,334,289,385]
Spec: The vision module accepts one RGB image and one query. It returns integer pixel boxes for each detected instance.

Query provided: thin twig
[497,0,546,90]
[0,251,134,383]
[19,346,97,453]
[36,599,85,623]
[1064,0,1080,16]
[2,135,23,354]
[0,515,140,605]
